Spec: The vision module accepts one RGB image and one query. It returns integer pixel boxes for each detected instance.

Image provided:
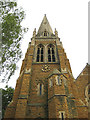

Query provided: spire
[37,14,53,36]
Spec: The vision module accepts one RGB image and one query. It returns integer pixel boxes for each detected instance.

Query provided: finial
[44,14,46,17]
[33,28,36,37]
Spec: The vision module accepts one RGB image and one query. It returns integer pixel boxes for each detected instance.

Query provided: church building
[4,15,89,119]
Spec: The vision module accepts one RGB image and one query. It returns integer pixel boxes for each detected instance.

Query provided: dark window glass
[48,55,51,62]
[44,31,47,36]
[48,48,50,54]
[61,113,64,120]
[37,48,40,54]
[39,44,42,48]
[37,55,39,62]
[50,44,52,48]
[52,55,55,62]
[52,48,54,54]
[40,84,42,95]
[41,55,43,62]
[41,48,43,54]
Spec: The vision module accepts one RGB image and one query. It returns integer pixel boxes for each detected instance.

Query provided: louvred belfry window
[36,44,44,62]
[48,44,55,62]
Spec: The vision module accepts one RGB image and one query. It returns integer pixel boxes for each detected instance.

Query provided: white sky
[0,0,89,88]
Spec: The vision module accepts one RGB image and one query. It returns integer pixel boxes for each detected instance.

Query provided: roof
[37,14,53,36]
[48,69,62,78]
[76,63,90,80]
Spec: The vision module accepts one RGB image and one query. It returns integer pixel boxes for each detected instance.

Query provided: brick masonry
[4,15,89,119]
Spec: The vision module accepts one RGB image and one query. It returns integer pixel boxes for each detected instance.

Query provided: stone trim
[76,106,87,107]
[28,103,47,106]
[18,95,28,99]
[48,94,66,102]
[24,69,31,74]
[35,37,57,39]
[32,62,59,64]
[7,106,16,108]
[29,54,33,56]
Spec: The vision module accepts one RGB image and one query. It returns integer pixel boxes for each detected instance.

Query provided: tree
[0,86,14,118]
[0,0,28,82]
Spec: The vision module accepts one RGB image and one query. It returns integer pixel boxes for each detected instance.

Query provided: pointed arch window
[37,83,44,95]
[48,44,56,62]
[36,44,44,62]
[56,75,62,85]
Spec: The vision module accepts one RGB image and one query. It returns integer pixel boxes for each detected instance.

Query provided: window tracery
[44,29,48,36]
[48,44,55,62]
[35,44,57,63]
[36,44,44,62]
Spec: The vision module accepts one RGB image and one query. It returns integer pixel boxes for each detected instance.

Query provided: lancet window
[37,83,44,95]
[48,44,55,62]
[56,75,62,85]
[36,44,44,62]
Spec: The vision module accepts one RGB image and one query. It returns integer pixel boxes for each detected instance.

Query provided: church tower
[4,15,88,119]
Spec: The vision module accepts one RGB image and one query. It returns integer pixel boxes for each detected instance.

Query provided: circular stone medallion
[41,65,50,72]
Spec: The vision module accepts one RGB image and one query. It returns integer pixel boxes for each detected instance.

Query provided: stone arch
[46,43,56,48]
[84,83,90,105]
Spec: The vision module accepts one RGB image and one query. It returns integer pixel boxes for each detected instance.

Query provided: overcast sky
[0,0,89,88]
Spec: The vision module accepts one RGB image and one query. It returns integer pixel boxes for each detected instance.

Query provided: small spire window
[44,30,48,36]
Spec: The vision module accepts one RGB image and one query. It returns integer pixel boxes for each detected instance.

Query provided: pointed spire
[37,14,53,36]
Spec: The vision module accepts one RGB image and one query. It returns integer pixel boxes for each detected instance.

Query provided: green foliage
[0,0,28,82]
[0,86,14,118]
